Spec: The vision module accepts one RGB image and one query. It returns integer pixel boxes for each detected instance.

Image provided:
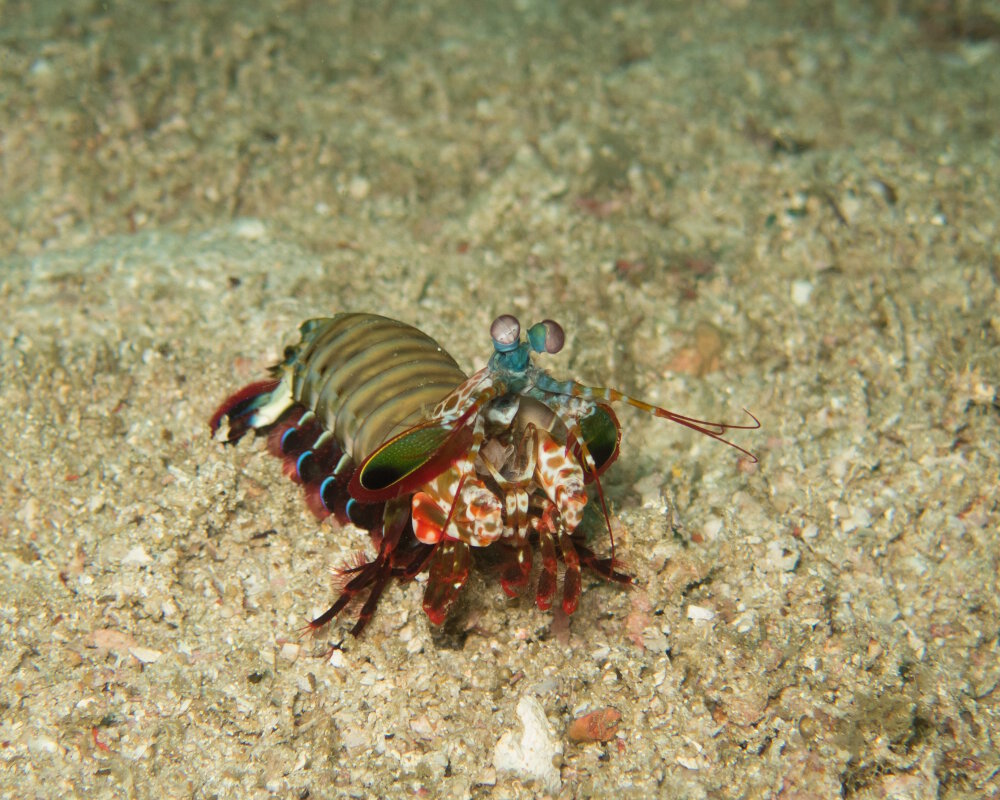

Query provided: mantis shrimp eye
[491,314,521,352]
[539,319,564,354]
[527,319,565,354]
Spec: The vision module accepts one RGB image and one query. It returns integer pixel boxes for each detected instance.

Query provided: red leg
[499,541,533,597]
[305,497,414,636]
[306,558,386,632]
[558,531,582,615]
[422,539,472,625]
[575,538,632,585]
[348,570,393,637]
[535,528,558,611]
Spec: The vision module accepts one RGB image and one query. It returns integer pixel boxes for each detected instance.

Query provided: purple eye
[528,319,565,354]
[491,314,521,352]
[539,319,564,354]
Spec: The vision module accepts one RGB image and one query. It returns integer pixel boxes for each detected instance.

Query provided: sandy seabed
[1,2,998,798]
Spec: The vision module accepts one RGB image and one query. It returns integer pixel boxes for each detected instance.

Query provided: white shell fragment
[128,646,163,664]
[493,696,563,792]
[686,604,716,622]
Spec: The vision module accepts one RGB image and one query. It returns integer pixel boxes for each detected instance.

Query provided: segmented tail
[209,379,282,443]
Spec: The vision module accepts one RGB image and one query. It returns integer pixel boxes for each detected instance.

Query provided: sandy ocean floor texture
[1,2,998,798]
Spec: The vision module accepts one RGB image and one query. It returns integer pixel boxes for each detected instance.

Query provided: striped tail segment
[262,409,365,526]
[290,314,468,464]
[210,379,376,530]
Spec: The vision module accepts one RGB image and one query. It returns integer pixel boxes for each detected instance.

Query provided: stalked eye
[527,319,564,354]
[538,319,564,353]
[491,314,521,352]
